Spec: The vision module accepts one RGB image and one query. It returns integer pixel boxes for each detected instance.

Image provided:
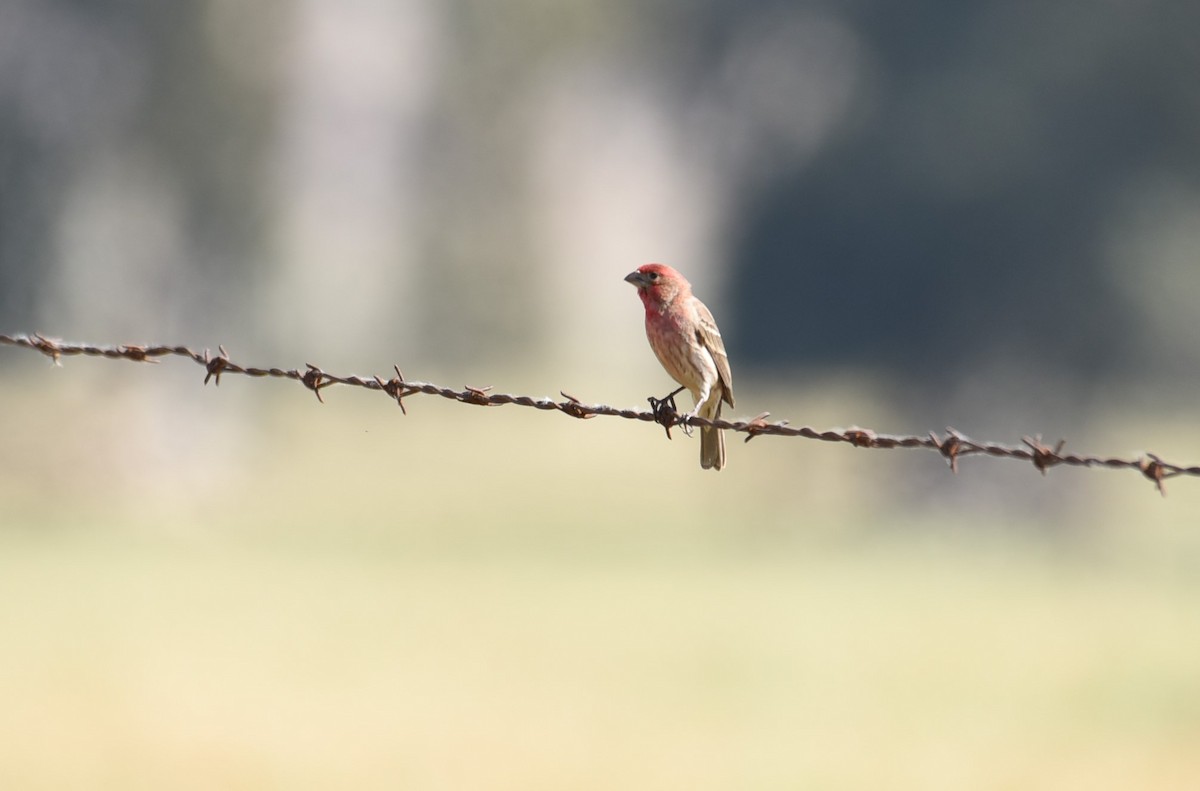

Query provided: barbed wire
[3,332,1197,495]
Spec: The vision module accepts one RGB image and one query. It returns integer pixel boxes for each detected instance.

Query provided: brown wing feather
[693,300,734,408]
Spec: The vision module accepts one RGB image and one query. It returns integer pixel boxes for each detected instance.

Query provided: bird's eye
[648,272,659,281]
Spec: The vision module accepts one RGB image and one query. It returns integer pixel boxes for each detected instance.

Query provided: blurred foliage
[1,0,1197,385]
[729,2,1200,380]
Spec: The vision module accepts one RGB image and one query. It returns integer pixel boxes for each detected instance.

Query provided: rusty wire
[3,332,1197,495]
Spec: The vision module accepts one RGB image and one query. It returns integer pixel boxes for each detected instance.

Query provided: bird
[624,263,735,470]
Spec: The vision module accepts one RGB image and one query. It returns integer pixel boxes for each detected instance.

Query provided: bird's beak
[624,271,648,288]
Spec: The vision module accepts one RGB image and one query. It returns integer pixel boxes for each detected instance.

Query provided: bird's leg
[675,383,714,437]
[647,386,688,439]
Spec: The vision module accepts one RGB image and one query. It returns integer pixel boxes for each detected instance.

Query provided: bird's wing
[694,300,734,408]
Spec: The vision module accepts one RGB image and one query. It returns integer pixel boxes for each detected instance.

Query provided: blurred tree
[0,0,282,342]
[2,0,1197,388]
[720,1,1200,381]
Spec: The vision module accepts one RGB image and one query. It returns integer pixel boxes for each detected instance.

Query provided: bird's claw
[647,386,688,440]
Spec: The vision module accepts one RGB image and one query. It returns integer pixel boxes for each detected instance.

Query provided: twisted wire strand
[3,333,1195,495]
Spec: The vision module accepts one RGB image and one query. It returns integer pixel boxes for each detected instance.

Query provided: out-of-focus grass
[1,370,1199,789]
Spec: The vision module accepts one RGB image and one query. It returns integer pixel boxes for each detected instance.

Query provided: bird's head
[624,263,690,308]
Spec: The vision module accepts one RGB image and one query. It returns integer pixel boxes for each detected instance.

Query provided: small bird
[625,263,735,470]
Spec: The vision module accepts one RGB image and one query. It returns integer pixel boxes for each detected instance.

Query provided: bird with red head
[624,263,735,470]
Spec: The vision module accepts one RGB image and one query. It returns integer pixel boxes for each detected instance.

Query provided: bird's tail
[699,400,725,471]
[700,425,725,470]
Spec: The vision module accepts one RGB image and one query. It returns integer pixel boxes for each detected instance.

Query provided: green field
[2,375,1198,789]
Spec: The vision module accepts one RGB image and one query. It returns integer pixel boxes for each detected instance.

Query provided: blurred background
[2,1,1199,788]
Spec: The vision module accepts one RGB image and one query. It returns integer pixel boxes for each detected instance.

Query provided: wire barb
[1139,454,1168,497]
[203,346,229,386]
[374,365,412,414]
[31,333,62,365]
[559,391,597,420]
[1023,435,1067,476]
[302,364,334,403]
[743,412,775,443]
[2,332,1197,496]
[844,427,875,448]
[460,385,495,406]
[931,430,964,473]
